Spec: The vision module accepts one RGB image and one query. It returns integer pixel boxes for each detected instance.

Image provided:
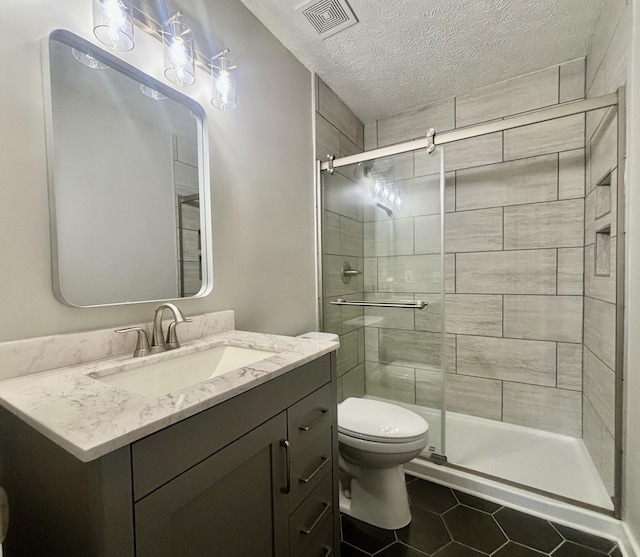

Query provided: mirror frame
[42,29,213,307]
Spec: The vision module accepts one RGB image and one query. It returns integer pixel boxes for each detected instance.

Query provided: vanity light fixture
[210,49,237,111]
[93,0,134,51]
[139,84,168,100]
[72,48,110,69]
[162,12,195,87]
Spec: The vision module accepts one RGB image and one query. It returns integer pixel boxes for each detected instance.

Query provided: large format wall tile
[585,240,616,304]
[377,97,455,147]
[337,330,359,376]
[365,362,416,403]
[343,363,365,398]
[559,149,586,199]
[416,370,503,421]
[503,199,584,249]
[318,79,363,147]
[583,347,616,435]
[378,255,442,293]
[316,114,341,160]
[503,383,582,437]
[364,293,416,330]
[560,58,586,103]
[340,216,363,257]
[584,296,616,369]
[504,114,585,160]
[414,215,441,255]
[503,295,583,343]
[364,326,379,361]
[457,336,556,386]
[456,250,557,294]
[415,294,503,337]
[589,108,618,189]
[341,134,362,157]
[379,329,442,370]
[557,343,583,391]
[378,172,455,220]
[583,396,603,469]
[456,66,559,128]
[324,171,359,220]
[324,254,362,297]
[445,208,503,253]
[557,247,584,295]
[364,218,414,257]
[414,132,503,176]
[456,154,558,211]
[323,211,341,255]
[364,121,377,151]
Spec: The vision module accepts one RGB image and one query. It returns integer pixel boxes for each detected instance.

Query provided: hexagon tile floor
[340,476,621,557]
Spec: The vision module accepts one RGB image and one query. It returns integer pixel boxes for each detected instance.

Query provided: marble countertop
[0,330,338,463]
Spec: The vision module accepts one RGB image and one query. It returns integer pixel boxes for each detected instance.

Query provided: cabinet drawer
[290,473,333,556]
[300,517,333,557]
[288,383,332,455]
[132,354,331,500]
[290,427,332,512]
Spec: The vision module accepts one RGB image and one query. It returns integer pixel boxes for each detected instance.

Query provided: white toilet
[338,397,429,530]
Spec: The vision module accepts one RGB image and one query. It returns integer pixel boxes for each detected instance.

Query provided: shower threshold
[366,396,613,511]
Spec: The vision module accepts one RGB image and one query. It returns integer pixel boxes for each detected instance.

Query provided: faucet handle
[165,318,193,350]
[115,327,151,357]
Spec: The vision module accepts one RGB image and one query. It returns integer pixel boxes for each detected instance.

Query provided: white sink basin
[94,345,278,398]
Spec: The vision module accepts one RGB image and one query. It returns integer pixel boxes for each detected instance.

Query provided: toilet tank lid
[338,398,428,441]
[297,332,340,343]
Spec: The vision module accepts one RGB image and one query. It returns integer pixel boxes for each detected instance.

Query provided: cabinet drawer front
[290,427,332,512]
[300,517,334,557]
[290,474,333,556]
[132,354,331,500]
[288,383,332,456]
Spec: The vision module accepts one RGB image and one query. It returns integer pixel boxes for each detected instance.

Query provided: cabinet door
[134,413,288,557]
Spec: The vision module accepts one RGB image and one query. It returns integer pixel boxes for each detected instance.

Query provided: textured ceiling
[238,0,606,122]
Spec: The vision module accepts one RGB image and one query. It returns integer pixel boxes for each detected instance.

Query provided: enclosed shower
[317,78,625,516]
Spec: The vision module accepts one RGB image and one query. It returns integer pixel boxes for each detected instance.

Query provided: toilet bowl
[338,397,429,530]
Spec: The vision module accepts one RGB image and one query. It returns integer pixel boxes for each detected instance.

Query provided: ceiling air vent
[296,0,358,39]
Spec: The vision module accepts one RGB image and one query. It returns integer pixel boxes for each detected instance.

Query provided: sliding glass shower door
[319,146,447,458]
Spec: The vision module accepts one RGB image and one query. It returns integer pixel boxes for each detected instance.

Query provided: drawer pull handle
[299,457,329,484]
[280,439,291,494]
[301,501,331,535]
[322,546,333,557]
[299,409,328,431]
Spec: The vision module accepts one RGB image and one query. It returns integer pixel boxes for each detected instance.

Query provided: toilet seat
[338,397,429,443]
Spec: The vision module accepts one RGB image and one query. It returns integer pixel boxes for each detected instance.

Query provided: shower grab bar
[330,298,427,310]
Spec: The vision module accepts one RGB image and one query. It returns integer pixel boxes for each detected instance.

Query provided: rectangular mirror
[44,30,212,307]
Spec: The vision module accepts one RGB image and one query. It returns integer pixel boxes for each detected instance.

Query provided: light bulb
[216,70,231,103]
[93,0,134,51]
[163,13,195,86]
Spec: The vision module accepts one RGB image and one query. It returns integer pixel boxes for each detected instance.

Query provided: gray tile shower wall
[316,77,366,402]
[361,59,589,437]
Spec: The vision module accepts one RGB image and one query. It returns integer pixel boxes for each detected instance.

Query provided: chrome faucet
[150,303,192,354]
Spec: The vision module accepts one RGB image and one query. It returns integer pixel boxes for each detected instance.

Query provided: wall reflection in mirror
[45,30,211,307]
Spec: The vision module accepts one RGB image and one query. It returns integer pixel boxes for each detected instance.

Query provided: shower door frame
[316,89,625,518]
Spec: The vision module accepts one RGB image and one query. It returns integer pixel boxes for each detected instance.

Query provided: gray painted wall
[0,0,316,341]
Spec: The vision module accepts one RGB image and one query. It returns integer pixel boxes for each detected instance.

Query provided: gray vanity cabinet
[0,352,339,557]
[134,413,289,556]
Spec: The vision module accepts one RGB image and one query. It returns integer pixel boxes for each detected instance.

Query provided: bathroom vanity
[0,323,338,557]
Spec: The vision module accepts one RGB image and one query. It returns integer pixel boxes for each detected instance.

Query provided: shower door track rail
[319,92,618,171]
[330,298,427,309]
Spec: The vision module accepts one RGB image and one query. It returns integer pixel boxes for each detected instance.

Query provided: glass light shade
[163,16,195,87]
[211,55,237,111]
[93,0,134,51]
[72,48,110,69]
[139,84,168,100]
